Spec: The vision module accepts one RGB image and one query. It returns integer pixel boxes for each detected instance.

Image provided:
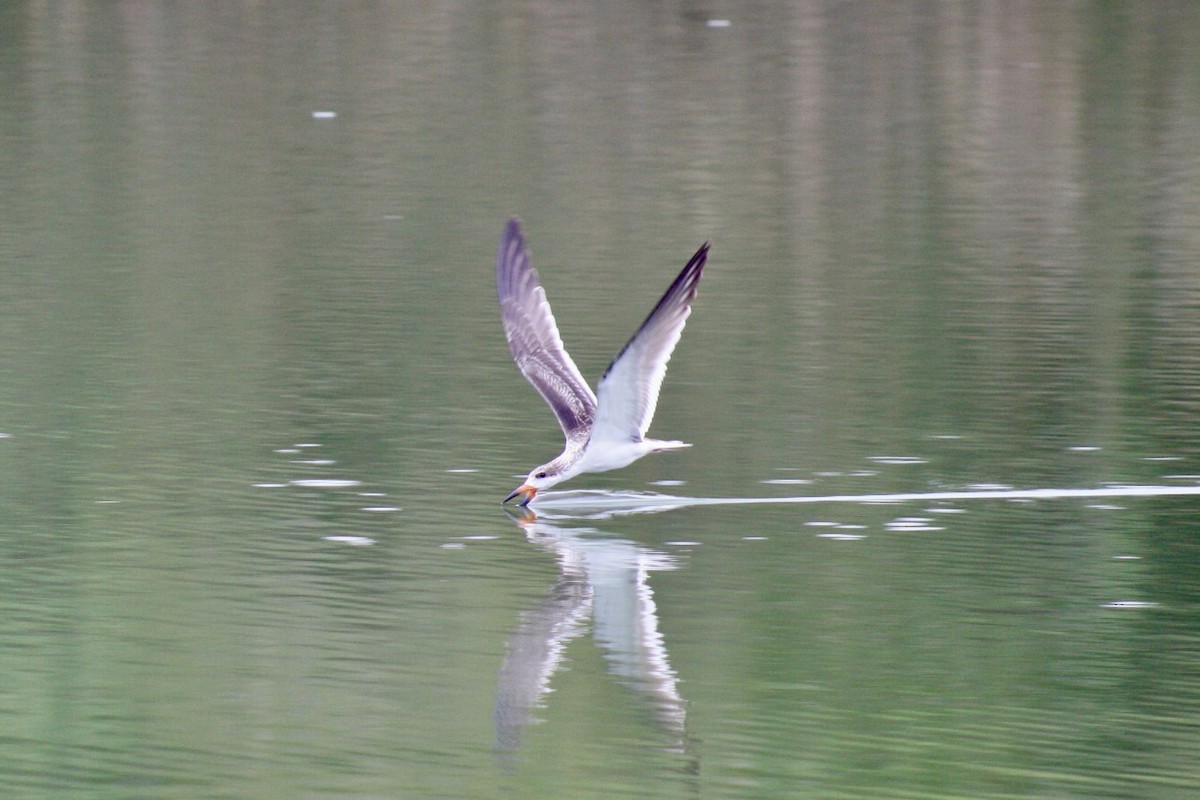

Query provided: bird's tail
[646,439,691,452]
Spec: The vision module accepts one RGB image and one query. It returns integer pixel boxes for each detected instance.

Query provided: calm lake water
[3,3,1200,798]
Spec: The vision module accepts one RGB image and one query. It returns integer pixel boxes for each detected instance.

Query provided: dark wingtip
[672,240,710,300]
[672,242,710,294]
[497,218,531,298]
[502,218,524,250]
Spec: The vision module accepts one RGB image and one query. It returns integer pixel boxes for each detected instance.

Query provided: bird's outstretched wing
[590,242,709,443]
[497,219,597,445]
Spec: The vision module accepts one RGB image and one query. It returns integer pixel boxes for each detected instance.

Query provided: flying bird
[496,218,709,506]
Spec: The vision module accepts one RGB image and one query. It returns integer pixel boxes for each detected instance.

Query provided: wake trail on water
[529,484,1200,517]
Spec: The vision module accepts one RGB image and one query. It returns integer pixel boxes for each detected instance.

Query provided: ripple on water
[291,479,361,489]
[885,517,944,532]
[323,535,374,546]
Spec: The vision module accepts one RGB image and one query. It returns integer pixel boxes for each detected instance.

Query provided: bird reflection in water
[493,506,688,754]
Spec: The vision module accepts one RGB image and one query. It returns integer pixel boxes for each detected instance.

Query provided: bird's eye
[536,471,547,479]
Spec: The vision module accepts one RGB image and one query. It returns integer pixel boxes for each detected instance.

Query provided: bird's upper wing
[590,242,709,444]
[497,219,597,445]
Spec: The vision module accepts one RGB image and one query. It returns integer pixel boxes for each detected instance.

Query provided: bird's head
[502,461,568,506]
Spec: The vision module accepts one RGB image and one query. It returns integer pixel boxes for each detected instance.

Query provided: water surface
[3,3,1200,798]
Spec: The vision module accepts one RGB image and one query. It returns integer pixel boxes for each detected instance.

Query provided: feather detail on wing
[591,241,709,443]
[497,219,597,445]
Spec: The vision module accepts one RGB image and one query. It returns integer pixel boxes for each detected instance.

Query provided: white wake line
[532,485,1200,512]
[715,485,1200,506]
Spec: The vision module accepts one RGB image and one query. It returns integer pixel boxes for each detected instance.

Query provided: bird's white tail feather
[646,439,691,452]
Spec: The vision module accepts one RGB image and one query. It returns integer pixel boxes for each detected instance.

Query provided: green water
[3,3,1200,798]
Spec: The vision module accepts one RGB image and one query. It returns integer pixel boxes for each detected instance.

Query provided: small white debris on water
[324,535,373,546]
[441,542,466,550]
[361,506,400,512]
[1102,600,1157,609]
[817,532,865,541]
[650,480,687,486]
[311,110,337,119]
[665,541,702,547]
[706,19,731,28]
[295,459,336,466]
[461,535,498,541]
[1069,446,1101,452]
[253,482,288,488]
[761,478,813,485]
[275,448,300,454]
[446,468,477,474]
